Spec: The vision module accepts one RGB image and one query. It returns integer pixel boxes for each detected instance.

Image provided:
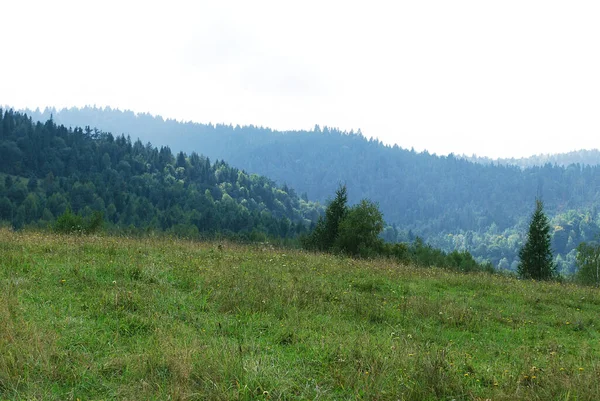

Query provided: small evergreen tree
[322,185,348,248]
[302,184,348,251]
[517,199,556,280]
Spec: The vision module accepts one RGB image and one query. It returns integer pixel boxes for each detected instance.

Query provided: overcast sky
[1,0,599,158]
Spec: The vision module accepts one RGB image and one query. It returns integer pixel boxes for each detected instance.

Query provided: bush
[54,209,103,234]
[576,241,600,286]
[334,199,384,257]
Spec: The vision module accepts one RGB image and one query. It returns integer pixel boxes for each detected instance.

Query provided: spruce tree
[517,199,556,280]
[302,184,348,251]
[322,184,348,249]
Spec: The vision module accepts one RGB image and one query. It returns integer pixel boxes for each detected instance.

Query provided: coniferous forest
[24,106,600,273]
[0,109,322,240]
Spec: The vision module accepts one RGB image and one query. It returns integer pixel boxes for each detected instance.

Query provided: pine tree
[322,184,348,249]
[518,199,556,280]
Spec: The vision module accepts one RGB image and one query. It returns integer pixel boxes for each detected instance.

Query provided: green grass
[1,229,599,400]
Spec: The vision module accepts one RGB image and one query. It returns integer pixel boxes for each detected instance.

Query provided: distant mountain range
[462,150,600,168]
[20,106,600,273]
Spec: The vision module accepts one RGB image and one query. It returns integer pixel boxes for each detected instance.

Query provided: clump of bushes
[302,185,384,258]
[54,209,104,234]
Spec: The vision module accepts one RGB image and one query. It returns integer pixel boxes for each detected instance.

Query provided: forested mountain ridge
[0,109,321,238]
[23,106,600,273]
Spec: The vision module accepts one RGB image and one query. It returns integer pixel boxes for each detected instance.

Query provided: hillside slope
[1,229,599,400]
[0,109,321,237]
[25,107,600,272]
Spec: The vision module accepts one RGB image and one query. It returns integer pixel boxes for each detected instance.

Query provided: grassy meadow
[1,229,599,400]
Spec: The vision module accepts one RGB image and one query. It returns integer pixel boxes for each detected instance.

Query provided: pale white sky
[1,0,599,158]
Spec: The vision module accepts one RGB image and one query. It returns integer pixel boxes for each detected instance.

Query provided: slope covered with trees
[26,107,600,273]
[0,109,321,239]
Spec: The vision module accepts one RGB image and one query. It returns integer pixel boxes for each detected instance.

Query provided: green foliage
[86,210,104,233]
[54,208,104,234]
[302,185,348,251]
[0,196,13,220]
[335,199,384,257]
[381,242,410,261]
[303,186,387,257]
[518,200,556,280]
[53,208,84,233]
[303,188,491,272]
[0,109,320,240]
[400,237,493,273]
[575,241,600,286]
[322,184,348,249]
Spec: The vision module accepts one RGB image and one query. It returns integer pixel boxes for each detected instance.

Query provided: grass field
[1,228,599,400]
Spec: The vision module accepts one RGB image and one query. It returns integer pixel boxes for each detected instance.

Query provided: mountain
[0,108,321,239]
[462,150,600,168]
[23,107,600,273]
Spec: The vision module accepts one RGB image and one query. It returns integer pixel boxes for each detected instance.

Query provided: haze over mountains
[463,149,600,169]
[19,106,600,274]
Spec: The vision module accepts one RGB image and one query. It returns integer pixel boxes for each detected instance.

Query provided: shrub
[575,241,600,286]
[54,208,103,234]
[334,199,384,257]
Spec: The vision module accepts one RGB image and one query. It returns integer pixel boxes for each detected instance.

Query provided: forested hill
[0,109,321,238]
[28,107,600,233]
